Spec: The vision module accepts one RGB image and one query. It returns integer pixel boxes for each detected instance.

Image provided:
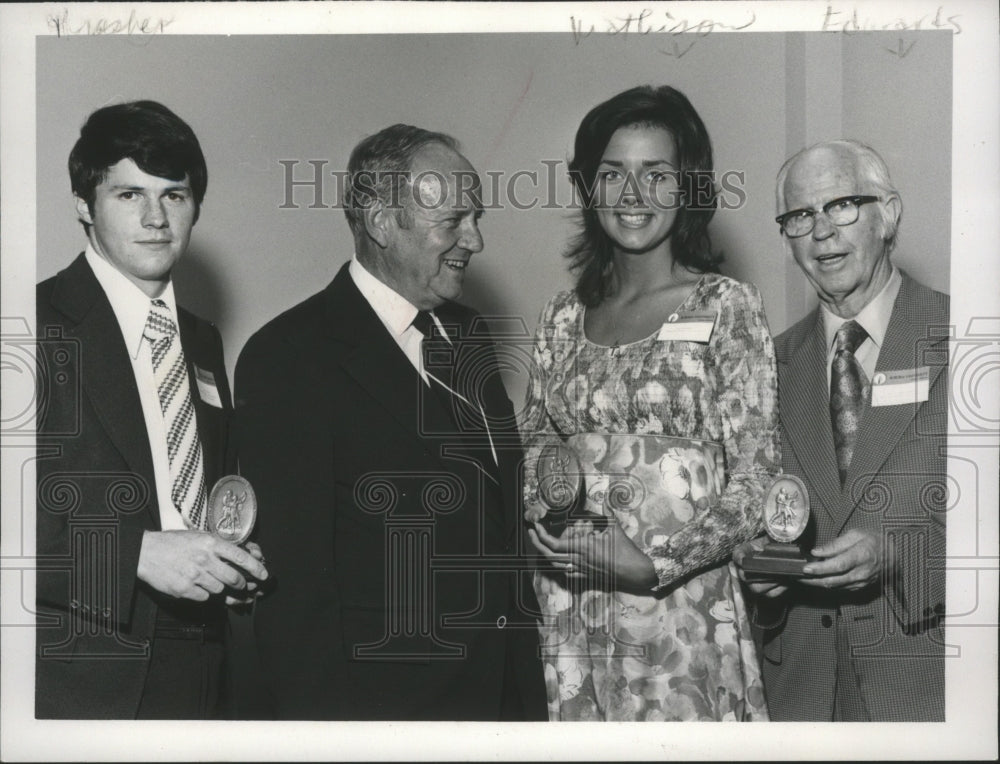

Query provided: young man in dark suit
[235,124,546,720]
[35,101,268,719]
[734,140,948,721]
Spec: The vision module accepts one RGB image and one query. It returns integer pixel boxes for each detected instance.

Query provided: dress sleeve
[519,295,572,522]
[643,281,781,589]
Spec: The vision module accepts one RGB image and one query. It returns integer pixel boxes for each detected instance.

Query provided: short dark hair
[344,123,459,234]
[69,100,208,220]
[565,85,721,307]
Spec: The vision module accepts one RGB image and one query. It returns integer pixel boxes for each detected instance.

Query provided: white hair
[775,139,902,251]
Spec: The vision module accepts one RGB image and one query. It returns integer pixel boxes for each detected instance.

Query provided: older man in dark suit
[35,101,268,719]
[734,140,949,721]
[234,124,546,720]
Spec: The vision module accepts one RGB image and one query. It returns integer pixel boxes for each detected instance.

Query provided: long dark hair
[565,85,720,306]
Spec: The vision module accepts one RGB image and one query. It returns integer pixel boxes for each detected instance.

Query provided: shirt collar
[821,266,901,354]
[349,255,420,337]
[85,243,178,360]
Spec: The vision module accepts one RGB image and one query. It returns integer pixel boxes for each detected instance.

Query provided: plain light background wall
[36,31,951,402]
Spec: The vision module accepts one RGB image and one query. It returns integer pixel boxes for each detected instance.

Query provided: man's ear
[74,195,94,225]
[363,200,391,249]
[883,193,902,232]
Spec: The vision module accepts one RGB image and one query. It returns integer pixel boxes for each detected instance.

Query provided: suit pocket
[340,606,431,665]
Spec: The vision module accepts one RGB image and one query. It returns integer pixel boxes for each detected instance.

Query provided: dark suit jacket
[759,272,949,721]
[35,253,232,719]
[233,262,547,720]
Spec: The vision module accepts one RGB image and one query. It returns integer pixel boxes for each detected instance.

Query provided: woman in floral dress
[522,85,779,721]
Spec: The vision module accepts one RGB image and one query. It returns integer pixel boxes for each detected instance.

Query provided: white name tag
[871,367,929,407]
[194,365,224,408]
[656,311,717,344]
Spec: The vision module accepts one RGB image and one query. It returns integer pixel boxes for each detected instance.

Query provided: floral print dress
[521,273,779,721]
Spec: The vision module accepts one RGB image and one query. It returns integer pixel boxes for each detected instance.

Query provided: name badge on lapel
[871,367,929,407]
[193,365,223,408]
[656,311,717,344]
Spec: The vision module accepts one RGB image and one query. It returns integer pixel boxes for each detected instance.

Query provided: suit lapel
[779,311,843,523]
[839,275,950,531]
[431,307,503,487]
[470,329,520,540]
[321,267,505,528]
[432,306,508,536]
[321,269,441,444]
[48,255,159,526]
[177,310,229,485]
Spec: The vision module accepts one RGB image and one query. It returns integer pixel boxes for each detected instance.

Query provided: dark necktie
[830,319,871,486]
[412,311,500,476]
[411,310,436,343]
[412,310,456,417]
[143,299,207,529]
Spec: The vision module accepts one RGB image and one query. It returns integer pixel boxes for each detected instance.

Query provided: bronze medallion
[207,475,257,545]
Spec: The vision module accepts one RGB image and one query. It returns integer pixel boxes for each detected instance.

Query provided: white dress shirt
[85,244,186,531]
[349,255,451,385]
[348,255,497,467]
[821,266,902,394]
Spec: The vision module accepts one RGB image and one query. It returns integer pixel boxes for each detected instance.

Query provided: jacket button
[821,614,833,628]
[69,599,79,609]
[102,607,112,618]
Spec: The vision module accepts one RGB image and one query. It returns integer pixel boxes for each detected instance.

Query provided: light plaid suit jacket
[758,271,949,721]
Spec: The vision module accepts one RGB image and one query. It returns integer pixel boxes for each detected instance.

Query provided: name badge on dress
[656,311,717,344]
[193,365,224,408]
[871,367,929,407]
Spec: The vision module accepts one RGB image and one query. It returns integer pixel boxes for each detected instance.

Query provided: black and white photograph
[1,1,997,760]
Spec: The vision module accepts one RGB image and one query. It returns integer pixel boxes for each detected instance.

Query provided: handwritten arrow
[570,15,595,45]
[660,39,697,58]
[885,39,915,57]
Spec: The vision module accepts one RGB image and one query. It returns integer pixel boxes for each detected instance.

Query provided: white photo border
[2,1,997,761]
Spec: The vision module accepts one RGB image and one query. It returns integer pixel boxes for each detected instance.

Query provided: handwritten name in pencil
[570,8,757,46]
[47,8,175,37]
[821,5,961,34]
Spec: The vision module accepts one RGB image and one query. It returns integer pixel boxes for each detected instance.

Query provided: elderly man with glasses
[733,140,949,721]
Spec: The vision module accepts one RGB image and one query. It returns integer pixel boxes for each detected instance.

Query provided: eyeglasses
[775,195,880,238]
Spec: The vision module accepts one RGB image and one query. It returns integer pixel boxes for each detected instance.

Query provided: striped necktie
[143,299,207,529]
[830,319,871,486]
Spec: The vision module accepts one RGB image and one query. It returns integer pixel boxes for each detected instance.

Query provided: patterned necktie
[143,299,207,530]
[830,319,871,486]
